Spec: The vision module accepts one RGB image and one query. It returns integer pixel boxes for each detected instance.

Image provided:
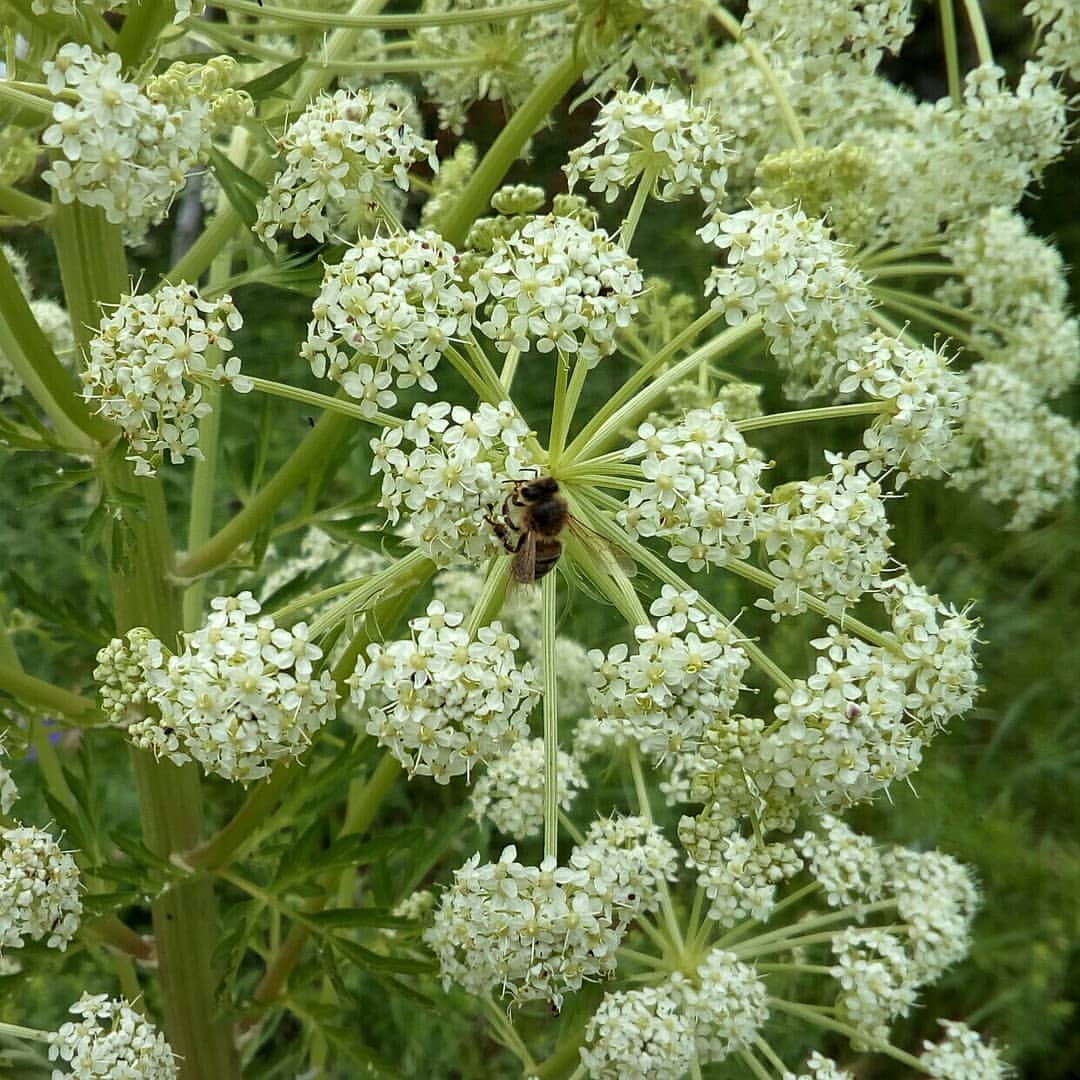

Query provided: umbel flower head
[562,815,990,1078]
[95,593,337,783]
[349,602,541,783]
[254,85,437,248]
[370,400,536,567]
[47,994,177,1079]
[469,212,644,365]
[302,230,474,414]
[80,283,248,476]
[565,85,733,207]
[0,825,82,952]
[41,45,252,238]
[425,819,676,1011]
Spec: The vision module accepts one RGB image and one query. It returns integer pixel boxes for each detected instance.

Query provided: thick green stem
[440,51,586,246]
[959,0,994,65]
[0,185,50,221]
[0,242,105,448]
[211,0,568,27]
[101,452,238,1079]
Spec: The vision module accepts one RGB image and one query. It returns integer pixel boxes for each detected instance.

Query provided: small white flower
[254,86,436,248]
[303,231,472,413]
[0,826,82,952]
[350,603,540,783]
[919,1019,1011,1079]
[80,284,246,476]
[566,86,733,207]
[471,214,643,366]
[120,594,337,783]
[47,994,177,1079]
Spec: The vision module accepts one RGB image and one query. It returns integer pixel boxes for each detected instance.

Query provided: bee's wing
[511,530,538,584]
[567,518,637,579]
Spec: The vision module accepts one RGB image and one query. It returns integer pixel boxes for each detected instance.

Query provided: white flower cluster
[795,814,886,913]
[841,331,967,487]
[433,567,594,720]
[47,994,177,1079]
[701,205,872,398]
[876,575,980,733]
[80,283,248,477]
[470,214,643,366]
[743,0,915,78]
[919,1019,1010,1079]
[0,825,82,952]
[941,209,1080,400]
[415,2,571,134]
[685,580,978,834]
[254,86,436,249]
[565,86,732,206]
[470,737,586,838]
[1024,0,1080,79]
[693,834,803,927]
[758,453,894,620]
[572,816,679,919]
[782,1053,853,1080]
[945,363,1080,531]
[426,842,629,1011]
[41,47,251,236]
[579,949,768,1078]
[578,983,695,1080]
[349,602,540,783]
[885,846,979,984]
[830,926,917,1046]
[618,404,769,571]
[302,231,473,414]
[370,401,535,567]
[586,588,750,757]
[98,593,337,783]
[92,627,163,726]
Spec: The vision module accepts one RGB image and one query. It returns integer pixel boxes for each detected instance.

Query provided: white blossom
[701,205,872,398]
[470,214,643,366]
[919,1019,1011,1079]
[470,737,586,837]
[120,594,337,783]
[349,603,540,783]
[303,231,473,413]
[0,826,82,952]
[566,86,732,207]
[619,404,769,570]
[41,48,251,238]
[587,590,750,757]
[48,994,177,1079]
[80,283,248,477]
[370,401,536,567]
[254,86,436,248]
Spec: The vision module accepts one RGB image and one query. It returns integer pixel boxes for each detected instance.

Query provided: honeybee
[488,475,569,583]
[487,475,635,586]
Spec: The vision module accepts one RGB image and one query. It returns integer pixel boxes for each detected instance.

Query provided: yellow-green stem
[542,571,559,862]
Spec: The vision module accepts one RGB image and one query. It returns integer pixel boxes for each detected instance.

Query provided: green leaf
[238,56,306,101]
[307,907,417,931]
[208,147,266,232]
[329,935,437,976]
[6,570,105,645]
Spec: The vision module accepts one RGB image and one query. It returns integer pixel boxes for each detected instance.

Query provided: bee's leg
[484,509,524,553]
